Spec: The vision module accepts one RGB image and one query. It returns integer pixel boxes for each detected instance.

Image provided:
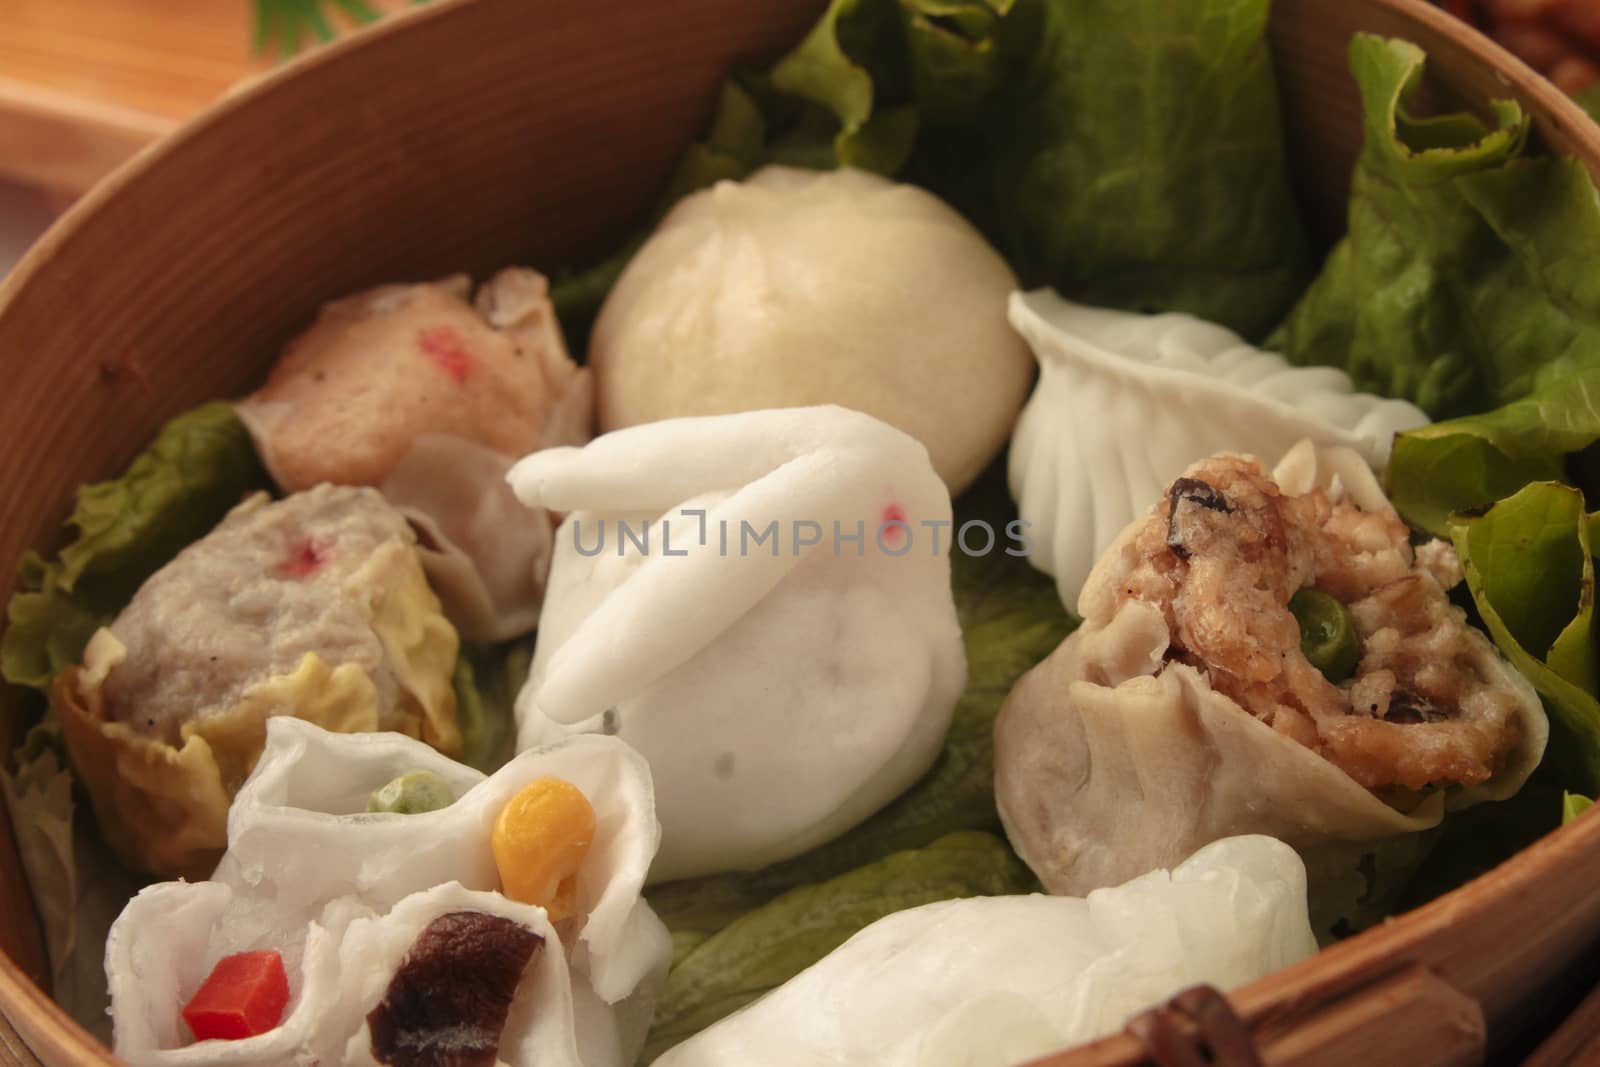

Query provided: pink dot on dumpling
[418,325,474,383]
[881,502,907,542]
[278,537,332,578]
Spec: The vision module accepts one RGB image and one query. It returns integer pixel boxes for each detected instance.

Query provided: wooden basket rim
[2,0,1600,1063]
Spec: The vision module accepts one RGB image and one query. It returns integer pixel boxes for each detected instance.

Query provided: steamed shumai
[994,442,1547,933]
[56,486,460,878]
[239,268,592,641]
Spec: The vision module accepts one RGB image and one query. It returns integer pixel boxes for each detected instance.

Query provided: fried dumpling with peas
[238,268,592,640]
[56,485,460,878]
[510,405,966,882]
[994,441,1548,934]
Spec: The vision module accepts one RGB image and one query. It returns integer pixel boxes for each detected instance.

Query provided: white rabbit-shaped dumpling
[1007,289,1430,612]
[509,405,967,882]
[104,719,671,1067]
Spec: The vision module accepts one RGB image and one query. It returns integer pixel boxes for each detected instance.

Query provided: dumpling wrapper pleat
[109,882,589,1067]
[332,885,585,1067]
[214,718,669,1006]
[379,435,557,641]
[1007,289,1430,611]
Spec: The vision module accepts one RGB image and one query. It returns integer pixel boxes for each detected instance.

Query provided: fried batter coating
[1113,453,1524,791]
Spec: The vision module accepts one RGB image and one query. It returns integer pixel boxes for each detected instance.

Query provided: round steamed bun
[590,166,1034,494]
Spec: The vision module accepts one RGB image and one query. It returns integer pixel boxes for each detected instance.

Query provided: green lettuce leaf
[1403,480,1600,904]
[894,0,1016,125]
[645,472,1074,954]
[1267,35,1529,415]
[1446,481,1600,793]
[0,728,75,980]
[1274,35,1600,536]
[548,0,963,347]
[918,0,1308,338]
[1576,84,1600,124]
[712,0,1013,174]
[0,716,146,1040]
[1384,153,1600,534]
[553,0,1309,350]
[641,831,1036,1063]
[1387,425,1564,541]
[2,556,112,698]
[1,402,270,693]
[452,640,532,774]
[1565,792,1594,823]
[1269,35,1542,418]
[763,0,916,172]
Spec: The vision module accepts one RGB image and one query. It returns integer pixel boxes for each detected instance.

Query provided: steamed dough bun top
[590,166,1034,494]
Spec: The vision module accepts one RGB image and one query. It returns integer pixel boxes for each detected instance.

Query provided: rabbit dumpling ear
[535,447,862,725]
[520,405,949,726]
[507,405,913,516]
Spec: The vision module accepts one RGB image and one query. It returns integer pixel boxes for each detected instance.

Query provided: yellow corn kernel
[491,777,596,921]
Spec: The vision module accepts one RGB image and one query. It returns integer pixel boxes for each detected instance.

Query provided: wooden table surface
[0,0,411,197]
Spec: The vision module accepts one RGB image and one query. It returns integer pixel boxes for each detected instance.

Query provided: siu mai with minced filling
[57,485,460,878]
[238,269,592,641]
[993,441,1548,934]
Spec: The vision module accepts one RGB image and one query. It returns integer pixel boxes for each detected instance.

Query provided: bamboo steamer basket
[1,0,1599,1064]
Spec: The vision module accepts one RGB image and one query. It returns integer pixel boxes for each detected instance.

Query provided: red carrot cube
[182,950,290,1042]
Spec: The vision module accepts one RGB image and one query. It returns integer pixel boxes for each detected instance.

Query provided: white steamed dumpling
[589,165,1035,494]
[109,882,585,1067]
[1007,290,1430,610]
[509,406,966,882]
[653,836,1318,1067]
[104,719,670,1067]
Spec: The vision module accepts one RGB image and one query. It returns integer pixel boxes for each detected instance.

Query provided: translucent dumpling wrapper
[109,882,583,1067]
[213,718,668,1004]
[653,836,1318,1067]
[1007,289,1430,610]
[238,269,593,640]
[510,405,967,882]
[105,718,672,1067]
[56,486,460,878]
[589,166,1035,495]
[994,441,1548,934]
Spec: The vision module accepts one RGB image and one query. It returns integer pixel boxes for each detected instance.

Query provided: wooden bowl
[1,0,1598,1064]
